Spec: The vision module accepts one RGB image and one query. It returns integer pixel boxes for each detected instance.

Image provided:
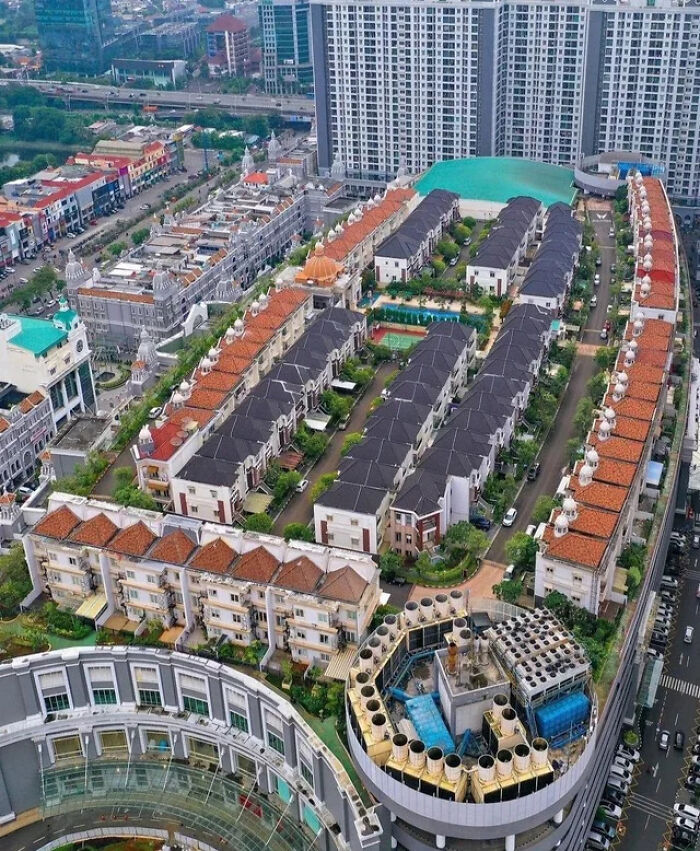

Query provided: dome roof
[617,370,629,384]
[604,407,616,421]
[614,382,626,397]
[208,347,218,359]
[234,317,244,329]
[554,514,569,534]
[586,447,599,465]
[201,357,213,370]
[599,419,611,434]
[139,425,152,442]
[579,462,594,483]
[295,242,343,287]
[179,380,190,393]
[172,391,185,406]
[562,496,577,515]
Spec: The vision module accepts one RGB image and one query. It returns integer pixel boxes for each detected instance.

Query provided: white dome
[234,317,244,329]
[201,357,213,371]
[251,299,260,311]
[579,462,594,484]
[562,496,577,515]
[614,382,626,397]
[643,253,653,264]
[225,326,235,340]
[599,420,611,435]
[554,514,569,536]
[635,173,643,185]
[629,339,638,351]
[179,380,190,393]
[334,223,343,235]
[625,349,636,365]
[374,193,382,203]
[586,448,599,466]
[259,291,269,304]
[641,202,650,215]
[139,425,152,442]
[172,391,185,406]
[617,370,629,385]
[643,259,652,271]
[208,347,218,359]
[642,274,651,286]
[604,407,616,422]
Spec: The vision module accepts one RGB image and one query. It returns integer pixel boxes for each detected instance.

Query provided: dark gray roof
[389,378,440,407]
[375,190,459,260]
[472,196,541,269]
[177,455,239,486]
[316,480,387,515]
[345,436,412,467]
[364,417,421,446]
[337,457,398,490]
[365,397,431,428]
[392,469,447,516]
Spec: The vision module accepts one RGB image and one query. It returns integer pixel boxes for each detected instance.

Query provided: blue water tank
[534,692,591,742]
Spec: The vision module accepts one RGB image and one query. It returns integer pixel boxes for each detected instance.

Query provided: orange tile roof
[317,565,367,603]
[189,537,237,574]
[553,506,618,539]
[243,172,269,185]
[623,381,662,403]
[150,530,196,564]
[34,505,81,539]
[569,477,628,513]
[618,362,665,386]
[0,417,9,434]
[232,546,279,583]
[585,457,637,488]
[78,288,154,305]
[196,369,241,392]
[0,492,15,505]
[18,398,33,414]
[599,415,650,443]
[541,526,607,569]
[606,396,657,422]
[275,556,322,593]
[635,349,669,368]
[187,388,228,411]
[109,521,157,556]
[70,513,118,547]
[588,433,644,463]
[27,390,45,406]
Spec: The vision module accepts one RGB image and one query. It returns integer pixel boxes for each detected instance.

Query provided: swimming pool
[375,303,489,332]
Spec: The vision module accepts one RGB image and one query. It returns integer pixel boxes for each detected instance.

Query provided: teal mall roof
[416,158,578,208]
[7,314,68,356]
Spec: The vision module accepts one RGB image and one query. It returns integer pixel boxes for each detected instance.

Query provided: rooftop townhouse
[388,303,557,557]
[133,285,311,506]
[629,174,680,325]
[65,169,347,352]
[23,494,381,670]
[466,197,543,298]
[170,307,367,525]
[535,176,677,615]
[374,190,460,285]
[519,204,583,312]
[314,323,476,554]
[0,386,53,492]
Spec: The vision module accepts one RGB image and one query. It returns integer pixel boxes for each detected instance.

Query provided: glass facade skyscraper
[35,0,116,75]
[260,0,313,95]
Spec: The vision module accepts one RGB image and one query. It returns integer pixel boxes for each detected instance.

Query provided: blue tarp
[405,695,454,754]
[646,460,664,488]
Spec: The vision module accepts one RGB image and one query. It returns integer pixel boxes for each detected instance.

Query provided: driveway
[487,208,617,565]
[272,363,395,533]
[408,560,505,603]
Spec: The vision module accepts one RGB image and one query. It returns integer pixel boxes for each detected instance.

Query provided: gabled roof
[150,530,197,564]
[70,513,118,547]
[232,546,278,583]
[317,565,367,603]
[189,537,237,574]
[34,505,81,540]
[109,521,157,556]
[275,556,322,593]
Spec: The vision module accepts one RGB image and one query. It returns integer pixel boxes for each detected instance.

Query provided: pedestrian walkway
[627,790,672,822]
[660,674,700,699]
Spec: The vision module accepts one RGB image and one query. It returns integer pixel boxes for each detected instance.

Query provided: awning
[75,593,108,621]
[613,567,629,595]
[323,644,359,681]
[304,413,331,432]
[242,492,273,514]
[159,626,184,646]
[331,378,357,392]
[103,613,140,633]
[638,657,664,709]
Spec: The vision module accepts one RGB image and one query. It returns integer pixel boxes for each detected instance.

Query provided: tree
[283,522,315,542]
[112,466,158,510]
[310,472,337,502]
[532,495,558,524]
[505,532,538,570]
[341,432,363,456]
[566,438,582,469]
[594,346,618,373]
[452,223,471,245]
[431,258,446,275]
[273,470,301,503]
[321,390,352,422]
[437,239,460,261]
[379,551,402,581]
[131,227,150,247]
[587,371,608,404]
[295,425,328,459]
[415,550,433,575]
[0,544,32,618]
[443,521,488,566]
[492,579,523,604]
[245,513,273,533]
[573,397,595,440]
[514,438,537,471]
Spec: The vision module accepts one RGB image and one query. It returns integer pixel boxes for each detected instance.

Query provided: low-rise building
[315,322,475,554]
[206,14,250,76]
[172,305,366,523]
[24,494,381,669]
[133,285,311,506]
[466,197,543,298]
[374,190,460,285]
[0,301,95,432]
[140,21,201,58]
[292,241,361,309]
[0,386,53,490]
[111,58,187,88]
[535,176,677,615]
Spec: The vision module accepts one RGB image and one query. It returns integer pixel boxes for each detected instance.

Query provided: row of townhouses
[24,494,381,669]
[313,322,476,554]
[0,302,96,491]
[373,189,460,285]
[388,302,557,557]
[466,197,543,298]
[535,175,679,615]
[133,284,311,506]
[169,304,367,524]
[64,160,351,352]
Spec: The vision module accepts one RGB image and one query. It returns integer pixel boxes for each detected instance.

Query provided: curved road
[487,206,617,564]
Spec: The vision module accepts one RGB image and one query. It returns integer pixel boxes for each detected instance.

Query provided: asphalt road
[487,208,617,564]
[618,536,700,851]
[272,363,395,533]
[16,79,315,117]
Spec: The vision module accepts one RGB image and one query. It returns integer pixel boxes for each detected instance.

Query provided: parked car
[675,730,686,750]
[595,256,602,267]
[599,801,622,821]
[675,817,699,834]
[674,804,700,822]
[605,775,629,795]
[504,564,516,580]
[503,508,518,527]
[15,485,35,503]
[527,463,540,481]
[470,516,491,531]
[693,534,700,549]
[148,406,163,419]
[602,788,625,807]
[608,764,632,783]
[592,821,616,841]
[659,729,671,751]
[295,478,310,494]
[600,329,608,341]
[685,626,694,644]
[590,294,598,307]
[586,831,610,850]
[616,745,640,763]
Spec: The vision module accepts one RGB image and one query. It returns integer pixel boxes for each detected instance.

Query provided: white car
[590,295,598,307]
[148,406,163,419]
[613,756,634,772]
[295,478,309,493]
[616,745,641,763]
[675,803,700,822]
[608,764,632,783]
[503,508,518,527]
[525,524,537,537]
[599,802,622,821]
[675,816,699,834]
[685,626,695,644]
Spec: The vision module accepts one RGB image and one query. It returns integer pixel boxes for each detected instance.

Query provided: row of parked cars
[587,742,641,849]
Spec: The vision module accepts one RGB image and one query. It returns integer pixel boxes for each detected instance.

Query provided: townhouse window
[210,609,221,619]
[44,693,70,712]
[350,519,359,527]
[126,570,136,580]
[230,709,248,732]
[545,567,554,574]
[267,731,285,755]
[300,760,314,786]
[297,630,306,640]
[92,687,117,705]
[351,537,359,547]
[147,575,155,584]
[320,634,329,645]
[320,652,330,663]
[183,695,209,716]
[210,589,217,597]
[294,608,304,619]
[573,575,583,583]
[230,593,239,603]
[139,689,162,706]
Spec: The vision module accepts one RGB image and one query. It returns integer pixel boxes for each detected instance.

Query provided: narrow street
[272,362,395,533]
[487,206,617,564]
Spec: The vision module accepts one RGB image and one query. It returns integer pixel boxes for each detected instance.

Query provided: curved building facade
[0,646,385,851]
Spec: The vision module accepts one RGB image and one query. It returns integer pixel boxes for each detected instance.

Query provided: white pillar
[553,809,564,825]
[391,838,397,849]
[505,834,515,851]
[436,836,445,849]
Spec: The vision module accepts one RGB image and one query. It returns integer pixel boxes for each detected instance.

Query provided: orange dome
[295,242,343,286]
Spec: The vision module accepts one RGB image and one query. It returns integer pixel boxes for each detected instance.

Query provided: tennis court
[372,326,426,350]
